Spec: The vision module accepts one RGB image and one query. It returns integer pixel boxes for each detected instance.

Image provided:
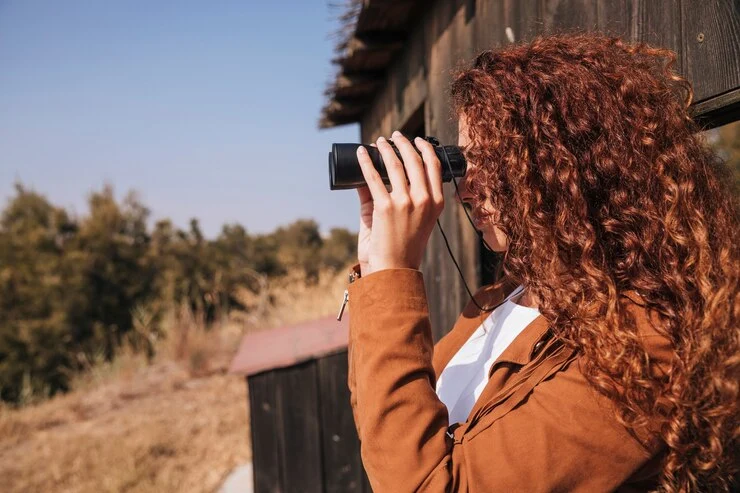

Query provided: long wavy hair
[450,31,739,492]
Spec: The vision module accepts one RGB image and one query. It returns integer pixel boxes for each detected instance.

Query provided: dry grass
[0,334,249,493]
[254,263,351,329]
[0,264,353,493]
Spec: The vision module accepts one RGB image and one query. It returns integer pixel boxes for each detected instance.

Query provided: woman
[345,32,739,492]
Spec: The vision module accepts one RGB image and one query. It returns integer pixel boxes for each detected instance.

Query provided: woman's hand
[355,131,445,277]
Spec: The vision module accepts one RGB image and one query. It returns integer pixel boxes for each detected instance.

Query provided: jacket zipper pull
[336,289,349,321]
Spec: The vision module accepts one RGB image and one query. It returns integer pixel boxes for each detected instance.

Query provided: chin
[481,229,507,253]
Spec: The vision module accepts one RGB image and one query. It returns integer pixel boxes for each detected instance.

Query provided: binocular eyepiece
[328,136,467,190]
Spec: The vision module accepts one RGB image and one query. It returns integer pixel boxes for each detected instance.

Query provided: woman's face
[457,113,509,253]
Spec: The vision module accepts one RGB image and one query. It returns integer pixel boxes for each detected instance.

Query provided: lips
[462,202,484,227]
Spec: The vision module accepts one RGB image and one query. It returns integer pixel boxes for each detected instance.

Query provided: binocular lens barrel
[328,138,467,190]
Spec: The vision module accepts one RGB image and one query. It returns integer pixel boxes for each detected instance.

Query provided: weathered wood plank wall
[248,352,370,493]
[316,352,372,493]
[249,371,282,492]
[359,0,740,342]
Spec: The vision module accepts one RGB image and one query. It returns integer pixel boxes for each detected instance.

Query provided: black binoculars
[328,136,467,190]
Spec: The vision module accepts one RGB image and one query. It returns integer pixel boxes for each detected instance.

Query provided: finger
[356,184,372,203]
[415,137,445,208]
[391,131,428,200]
[356,186,373,231]
[367,142,390,190]
[356,145,390,202]
[368,141,390,189]
[376,135,409,195]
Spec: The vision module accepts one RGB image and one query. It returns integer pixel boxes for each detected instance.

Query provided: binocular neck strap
[438,145,500,313]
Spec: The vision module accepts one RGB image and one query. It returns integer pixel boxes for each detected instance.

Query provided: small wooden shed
[229,315,371,493]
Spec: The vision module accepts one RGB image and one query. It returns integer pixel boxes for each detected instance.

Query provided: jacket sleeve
[346,267,668,493]
[347,267,453,492]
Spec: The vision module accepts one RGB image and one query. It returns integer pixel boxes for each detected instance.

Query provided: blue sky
[0,1,360,237]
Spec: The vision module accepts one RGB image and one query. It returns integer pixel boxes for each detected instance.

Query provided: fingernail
[377,136,386,142]
[357,146,366,155]
[392,130,402,138]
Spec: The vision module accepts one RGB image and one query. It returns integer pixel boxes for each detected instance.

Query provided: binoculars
[328,136,467,190]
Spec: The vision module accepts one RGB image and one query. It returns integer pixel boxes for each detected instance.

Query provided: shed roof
[319,0,422,128]
[229,315,350,377]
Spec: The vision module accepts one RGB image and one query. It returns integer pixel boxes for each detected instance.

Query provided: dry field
[0,265,350,493]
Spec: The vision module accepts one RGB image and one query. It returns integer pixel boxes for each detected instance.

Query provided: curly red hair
[450,31,739,492]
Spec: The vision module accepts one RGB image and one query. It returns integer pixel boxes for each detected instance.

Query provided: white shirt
[435,285,541,424]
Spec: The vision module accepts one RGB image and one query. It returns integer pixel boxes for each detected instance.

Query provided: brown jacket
[346,263,671,492]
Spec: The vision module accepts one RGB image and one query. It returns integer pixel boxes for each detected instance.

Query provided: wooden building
[320,0,740,343]
[230,315,372,492]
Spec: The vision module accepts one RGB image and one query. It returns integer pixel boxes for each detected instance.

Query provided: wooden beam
[328,73,383,100]
[354,30,407,45]
[336,48,396,73]
[335,72,384,89]
[333,85,380,99]
[325,100,370,116]
[319,114,362,129]
[690,87,740,130]
[346,34,404,56]
[355,0,419,37]
[323,73,382,97]
[333,94,375,107]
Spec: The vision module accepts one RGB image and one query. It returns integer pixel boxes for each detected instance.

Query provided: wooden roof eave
[334,71,384,89]
[320,0,421,128]
[324,99,372,116]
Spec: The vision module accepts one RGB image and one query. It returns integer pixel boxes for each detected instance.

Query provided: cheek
[482,197,498,219]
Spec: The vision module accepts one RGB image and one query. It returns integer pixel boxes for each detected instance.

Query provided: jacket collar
[433,285,648,379]
[432,276,550,375]
[495,312,551,365]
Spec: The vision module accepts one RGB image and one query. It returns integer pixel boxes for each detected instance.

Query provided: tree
[0,184,77,402]
[321,227,357,271]
[272,219,324,283]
